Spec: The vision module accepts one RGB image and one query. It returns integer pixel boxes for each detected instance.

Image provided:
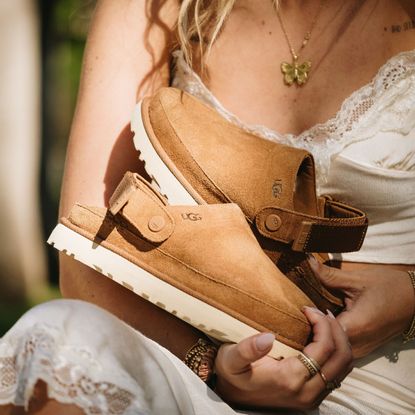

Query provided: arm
[59,0,202,360]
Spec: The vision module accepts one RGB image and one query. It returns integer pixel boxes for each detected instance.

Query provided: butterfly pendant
[281,60,311,86]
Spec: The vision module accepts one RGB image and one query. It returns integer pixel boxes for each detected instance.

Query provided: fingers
[256,307,351,409]
[275,307,335,392]
[301,307,336,369]
[305,310,353,396]
[215,309,353,410]
[308,256,355,290]
[278,307,353,409]
[216,332,275,375]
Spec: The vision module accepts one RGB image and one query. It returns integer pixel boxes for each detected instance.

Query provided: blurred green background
[0,0,96,336]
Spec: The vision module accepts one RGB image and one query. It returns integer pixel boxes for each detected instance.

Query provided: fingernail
[255,333,275,351]
[302,306,325,316]
[326,309,336,319]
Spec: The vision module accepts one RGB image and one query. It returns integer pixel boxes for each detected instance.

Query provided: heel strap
[255,197,368,253]
[109,172,175,243]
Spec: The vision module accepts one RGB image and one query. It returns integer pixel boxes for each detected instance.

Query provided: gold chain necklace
[276,0,326,86]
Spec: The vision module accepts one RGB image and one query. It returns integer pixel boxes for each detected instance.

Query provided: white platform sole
[48,224,297,359]
[131,101,198,206]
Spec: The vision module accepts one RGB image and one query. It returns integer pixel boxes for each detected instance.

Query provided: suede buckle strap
[109,172,175,243]
[255,203,368,253]
[322,198,366,221]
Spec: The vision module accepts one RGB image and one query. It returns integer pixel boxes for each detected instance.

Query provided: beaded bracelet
[183,338,218,382]
[403,270,415,343]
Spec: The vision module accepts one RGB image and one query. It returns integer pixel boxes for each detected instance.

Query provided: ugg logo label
[181,212,202,221]
[272,180,283,198]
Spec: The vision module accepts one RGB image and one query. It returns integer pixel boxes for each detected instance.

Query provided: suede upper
[139,88,368,313]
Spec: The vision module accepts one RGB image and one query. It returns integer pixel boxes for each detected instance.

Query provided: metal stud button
[148,215,166,232]
[265,214,282,232]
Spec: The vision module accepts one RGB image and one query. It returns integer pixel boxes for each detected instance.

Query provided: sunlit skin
[2,0,414,412]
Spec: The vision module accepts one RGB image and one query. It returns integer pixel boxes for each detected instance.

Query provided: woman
[0,0,414,413]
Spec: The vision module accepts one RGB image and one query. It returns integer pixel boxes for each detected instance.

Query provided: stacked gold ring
[296,353,321,378]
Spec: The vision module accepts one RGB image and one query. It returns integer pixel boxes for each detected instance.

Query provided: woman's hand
[214,307,353,410]
[309,258,415,358]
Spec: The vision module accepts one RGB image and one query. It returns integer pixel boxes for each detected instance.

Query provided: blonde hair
[176,0,278,68]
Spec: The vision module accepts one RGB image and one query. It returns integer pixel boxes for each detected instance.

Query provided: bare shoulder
[83,0,180,98]
[60,0,179,216]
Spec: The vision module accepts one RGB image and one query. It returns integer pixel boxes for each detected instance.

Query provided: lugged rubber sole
[48,223,298,359]
[131,101,201,206]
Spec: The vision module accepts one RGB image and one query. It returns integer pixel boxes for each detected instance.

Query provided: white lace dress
[1,50,414,415]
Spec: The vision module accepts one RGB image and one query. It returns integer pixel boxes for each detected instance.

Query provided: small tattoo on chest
[385,20,415,33]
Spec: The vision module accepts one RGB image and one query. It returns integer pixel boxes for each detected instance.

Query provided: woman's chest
[199,0,415,136]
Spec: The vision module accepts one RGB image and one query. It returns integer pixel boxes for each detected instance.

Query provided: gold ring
[320,371,341,391]
[297,353,321,378]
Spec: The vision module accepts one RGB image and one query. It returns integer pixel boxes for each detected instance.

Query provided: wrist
[403,270,415,343]
[183,338,218,383]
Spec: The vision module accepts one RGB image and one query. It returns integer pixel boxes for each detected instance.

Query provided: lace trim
[0,325,137,414]
[171,48,415,192]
